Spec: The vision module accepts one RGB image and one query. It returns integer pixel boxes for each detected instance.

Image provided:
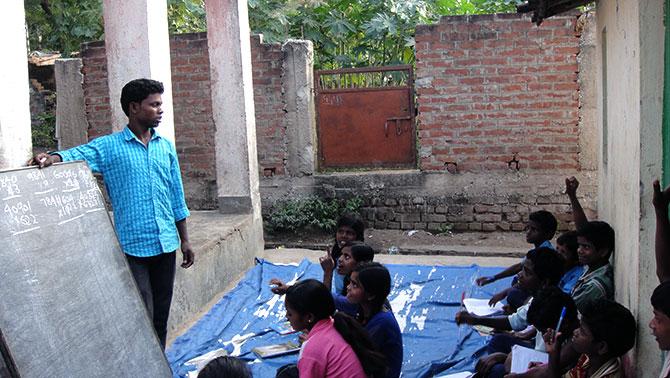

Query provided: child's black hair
[529,210,558,239]
[339,242,375,295]
[577,221,616,257]
[120,78,164,116]
[580,299,636,358]
[556,230,579,263]
[285,279,387,377]
[526,247,565,287]
[652,281,670,317]
[331,214,366,261]
[198,356,251,378]
[353,262,391,319]
[527,287,578,336]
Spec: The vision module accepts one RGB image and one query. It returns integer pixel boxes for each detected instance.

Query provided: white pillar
[0,2,33,168]
[205,0,261,215]
[101,0,175,143]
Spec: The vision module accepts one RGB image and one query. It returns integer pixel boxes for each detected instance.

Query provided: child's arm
[489,287,512,306]
[653,180,670,283]
[477,262,523,286]
[454,311,512,330]
[269,278,290,295]
[319,248,335,291]
[542,329,562,378]
[565,177,588,230]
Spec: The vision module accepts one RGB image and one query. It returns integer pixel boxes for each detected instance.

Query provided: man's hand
[180,241,194,268]
[27,152,60,168]
[475,353,508,376]
[653,179,670,212]
[565,176,579,198]
[476,276,495,286]
[319,248,335,273]
[269,278,289,295]
[489,291,507,307]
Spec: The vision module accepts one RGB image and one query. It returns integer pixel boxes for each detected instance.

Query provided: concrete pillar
[282,40,316,177]
[577,12,598,171]
[101,0,175,143]
[55,59,88,150]
[0,2,33,168]
[205,0,261,215]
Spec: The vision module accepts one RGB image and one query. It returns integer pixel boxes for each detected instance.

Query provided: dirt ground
[264,228,530,257]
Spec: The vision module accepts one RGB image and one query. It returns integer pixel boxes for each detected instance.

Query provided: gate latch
[384,116,412,137]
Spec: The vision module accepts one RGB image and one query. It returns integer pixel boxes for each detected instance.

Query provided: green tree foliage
[24,0,519,65]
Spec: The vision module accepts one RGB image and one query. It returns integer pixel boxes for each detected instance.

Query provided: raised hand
[565,176,579,198]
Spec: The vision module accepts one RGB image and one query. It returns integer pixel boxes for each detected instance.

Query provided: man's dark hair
[652,281,670,317]
[120,78,164,116]
[577,221,616,256]
[529,210,558,239]
[527,287,578,334]
[580,299,636,358]
[526,247,564,286]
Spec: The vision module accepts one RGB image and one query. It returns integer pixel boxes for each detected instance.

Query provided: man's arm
[653,180,670,282]
[455,311,512,330]
[176,218,194,268]
[565,177,588,230]
[28,152,62,167]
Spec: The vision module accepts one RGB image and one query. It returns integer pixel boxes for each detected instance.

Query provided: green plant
[264,196,363,233]
[32,111,57,149]
[437,222,454,235]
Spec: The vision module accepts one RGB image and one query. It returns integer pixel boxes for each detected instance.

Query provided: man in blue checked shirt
[30,78,194,349]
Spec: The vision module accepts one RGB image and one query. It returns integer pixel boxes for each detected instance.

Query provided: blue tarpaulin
[167,258,512,378]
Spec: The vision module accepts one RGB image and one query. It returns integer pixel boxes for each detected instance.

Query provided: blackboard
[0,162,172,378]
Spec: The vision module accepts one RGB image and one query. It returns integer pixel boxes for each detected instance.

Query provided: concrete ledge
[168,211,264,338]
[218,196,253,214]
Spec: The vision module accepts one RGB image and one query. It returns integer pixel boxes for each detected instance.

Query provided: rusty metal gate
[315,65,416,169]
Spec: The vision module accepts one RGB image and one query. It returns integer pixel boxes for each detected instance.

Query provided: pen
[553,306,566,342]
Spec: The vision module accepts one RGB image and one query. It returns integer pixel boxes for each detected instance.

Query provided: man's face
[525,220,545,245]
[650,308,670,350]
[132,93,163,128]
[517,259,540,292]
[577,236,608,266]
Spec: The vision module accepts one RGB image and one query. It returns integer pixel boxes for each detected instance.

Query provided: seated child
[543,299,636,378]
[556,231,586,294]
[198,356,251,378]
[270,242,375,316]
[284,279,386,378]
[477,210,558,311]
[651,179,670,377]
[571,221,615,312]
[329,214,366,294]
[565,176,615,313]
[456,247,565,348]
[477,286,578,378]
[347,262,403,378]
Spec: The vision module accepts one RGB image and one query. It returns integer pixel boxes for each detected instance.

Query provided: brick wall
[80,34,287,209]
[415,13,581,172]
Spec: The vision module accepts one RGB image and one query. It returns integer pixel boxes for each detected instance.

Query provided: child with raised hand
[478,210,558,312]
[543,299,636,378]
[477,287,578,378]
[556,231,585,294]
[346,262,403,378]
[284,279,386,378]
[329,214,365,294]
[456,247,564,352]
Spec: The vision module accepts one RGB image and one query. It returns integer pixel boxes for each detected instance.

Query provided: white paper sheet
[434,372,473,378]
[510,344,548,373]
[463,298,504,316]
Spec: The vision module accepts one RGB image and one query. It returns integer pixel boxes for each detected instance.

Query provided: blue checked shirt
[56,127,190,257]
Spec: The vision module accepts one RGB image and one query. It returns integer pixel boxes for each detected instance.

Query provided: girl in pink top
[285,279,386,378]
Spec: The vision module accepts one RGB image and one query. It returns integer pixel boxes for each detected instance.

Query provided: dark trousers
[126,252,176,349]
